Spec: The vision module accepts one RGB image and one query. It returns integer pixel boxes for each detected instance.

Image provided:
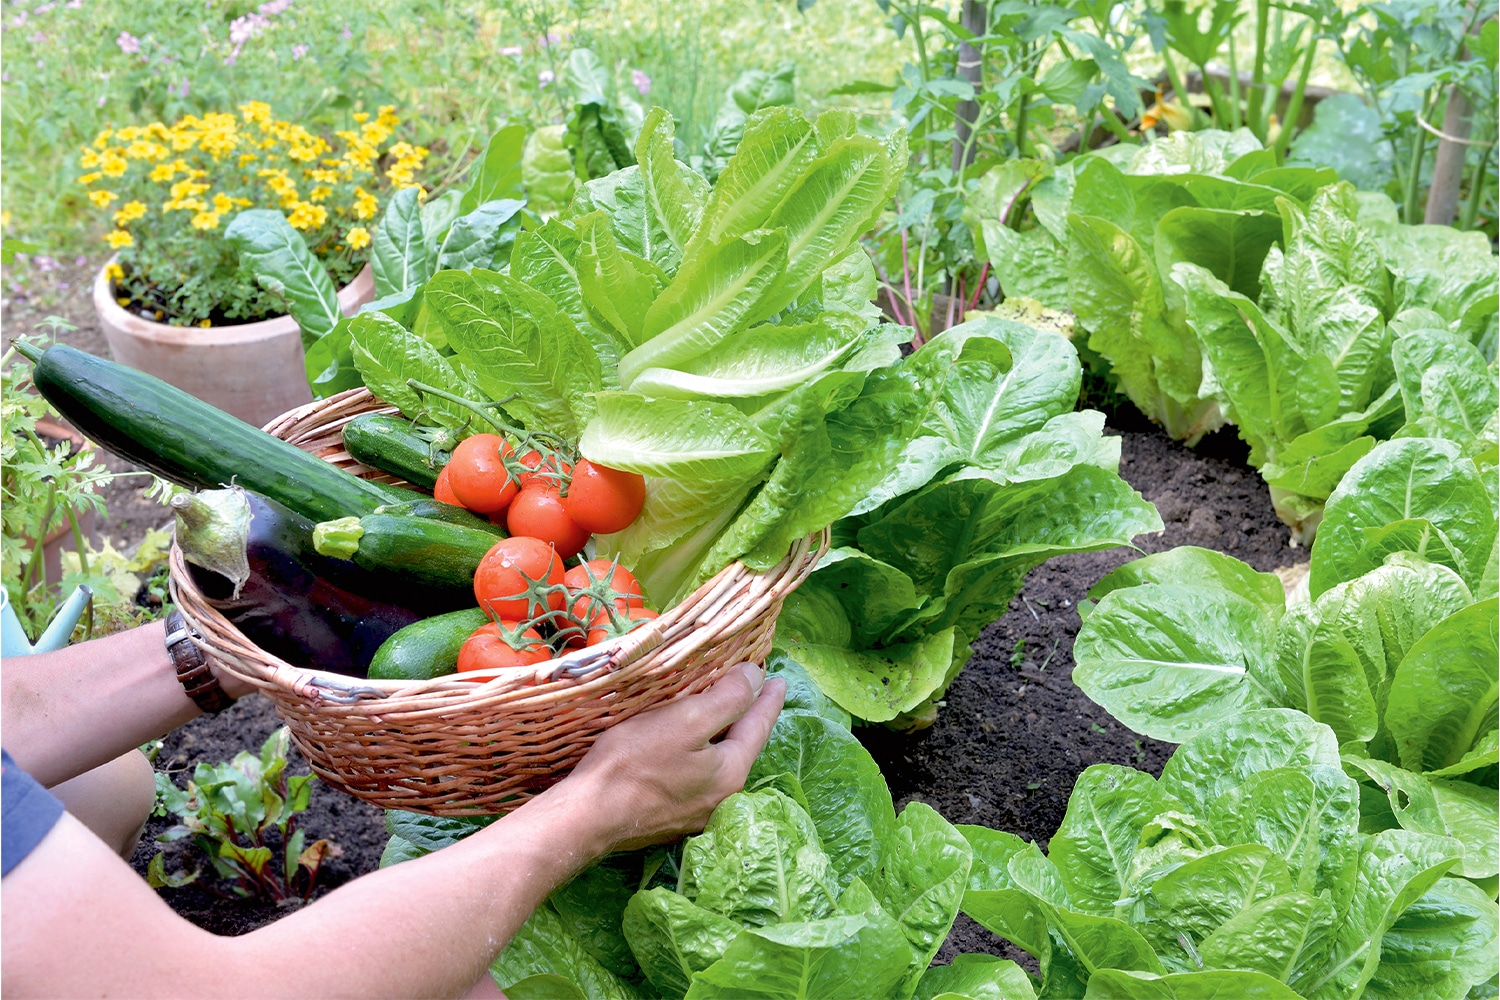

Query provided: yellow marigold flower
[78,171,103,185]
[344,226,371,250]
[239,101,273,123]
[308,184,332,203]
[104,229,134,249]
[376,105,399,128]
[199,319,213,328]
[113,200,148,226]
[287,201,328,230]
[100,152,129,177]
[104,262,125,281]
[117,296,131,307]
[149,162,177,183]
[309,168,340,184]
[190,210,221,230]
[212,193,235,214]
[353,186,379,220]
[238,152,259,166]
[92,129,115,150]
[352,112,369,124]
[89,189,119,207]
[1,209,10,228]
[79,149,100,168]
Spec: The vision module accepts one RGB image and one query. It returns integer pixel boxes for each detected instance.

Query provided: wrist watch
[164,609,233,714]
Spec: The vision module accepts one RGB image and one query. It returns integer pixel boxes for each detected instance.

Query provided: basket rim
[169,526,827,708]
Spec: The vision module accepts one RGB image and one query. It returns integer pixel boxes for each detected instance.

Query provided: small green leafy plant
[148,728,338,902]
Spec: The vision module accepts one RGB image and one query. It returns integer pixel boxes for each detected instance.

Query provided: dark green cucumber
[314,513,498,596]
[368,607,490,680]
[373,498,507,536]
[342,413,454,491]
[17,343,409,523]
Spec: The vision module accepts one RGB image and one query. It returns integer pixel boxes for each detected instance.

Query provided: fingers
[666,663,766,745]
[715,676,785,780]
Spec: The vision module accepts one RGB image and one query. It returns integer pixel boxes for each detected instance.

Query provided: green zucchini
[374,498,506,537]
[314,513,498,595]
[368,607,490,680]
[16,343,410,523]
[343,413,454,491]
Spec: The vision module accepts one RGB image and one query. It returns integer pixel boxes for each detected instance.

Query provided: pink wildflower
[499,45,522,57]
[291,43,308,60]
[538,69,554,87]
[632,69,651,96]
[115,30,140,54]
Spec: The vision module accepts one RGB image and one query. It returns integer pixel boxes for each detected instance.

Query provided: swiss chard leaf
[224,209,342,347]
[369,187,431,298]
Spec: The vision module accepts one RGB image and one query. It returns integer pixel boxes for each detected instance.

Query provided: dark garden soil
[5,262,1309,956]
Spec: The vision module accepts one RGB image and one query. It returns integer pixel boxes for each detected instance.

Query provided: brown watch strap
[164,610,233,714]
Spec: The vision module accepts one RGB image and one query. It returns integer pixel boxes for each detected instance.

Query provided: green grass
[1,0,908,261]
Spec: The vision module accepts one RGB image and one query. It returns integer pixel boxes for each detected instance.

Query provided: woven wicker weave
[168,388,827,815]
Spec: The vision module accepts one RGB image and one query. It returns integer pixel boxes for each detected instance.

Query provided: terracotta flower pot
[93,262,375,430]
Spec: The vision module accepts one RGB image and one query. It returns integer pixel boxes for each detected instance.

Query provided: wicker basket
[168,388,827,816]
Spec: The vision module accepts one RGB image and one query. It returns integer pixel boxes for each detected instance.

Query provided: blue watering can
[1,584,92,656]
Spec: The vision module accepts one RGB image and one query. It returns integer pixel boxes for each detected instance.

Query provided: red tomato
[433,464,461,506]
[516,449,573,490]
[564,559,646,621]
[447,434,518,514]
[508,484,591,560]
[587,606,659,646]
[456,622,551,673]
[564,460,645,535]
[472,537,565,621]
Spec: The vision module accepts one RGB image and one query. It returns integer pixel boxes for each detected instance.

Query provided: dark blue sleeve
[2,747,65,877]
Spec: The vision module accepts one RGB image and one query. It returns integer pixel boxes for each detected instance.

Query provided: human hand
[562,662,786,853]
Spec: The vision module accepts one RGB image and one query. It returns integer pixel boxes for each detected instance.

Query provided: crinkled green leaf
[1376,223,1499,339]
[1343,757,1498,879]
[680,788,839,927]
[575,210,664,349]
[491,901,638,1000]
[682,912,911,1000]
[623,888,742,998]
[618,229,789,387]
[1386,599,1499,775]
[348,311,475,431]
[1364,875,1500,1000]
[1049,764,1167,916]
[635,107,706,253]
[1310,438,1496,597]
[1086,546,1285,615]
[747,712,897,891]
[425,268,601,439]
[1082,968,1304,999]
[690,107,819,251]
[1154,206,1283,301]
[1291,829,1462,1000]
[914,954,1037,1000]
[1073,581,1280,744]
[780,628,956,724]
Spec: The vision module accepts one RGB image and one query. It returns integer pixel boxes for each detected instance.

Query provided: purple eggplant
[172,488,455,677]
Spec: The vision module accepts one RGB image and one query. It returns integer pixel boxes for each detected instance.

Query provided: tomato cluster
[457,547,659,675]
[432,434,645,560]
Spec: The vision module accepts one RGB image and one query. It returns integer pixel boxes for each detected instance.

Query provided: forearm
[225,779,612,998]
[3,620,216,785]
